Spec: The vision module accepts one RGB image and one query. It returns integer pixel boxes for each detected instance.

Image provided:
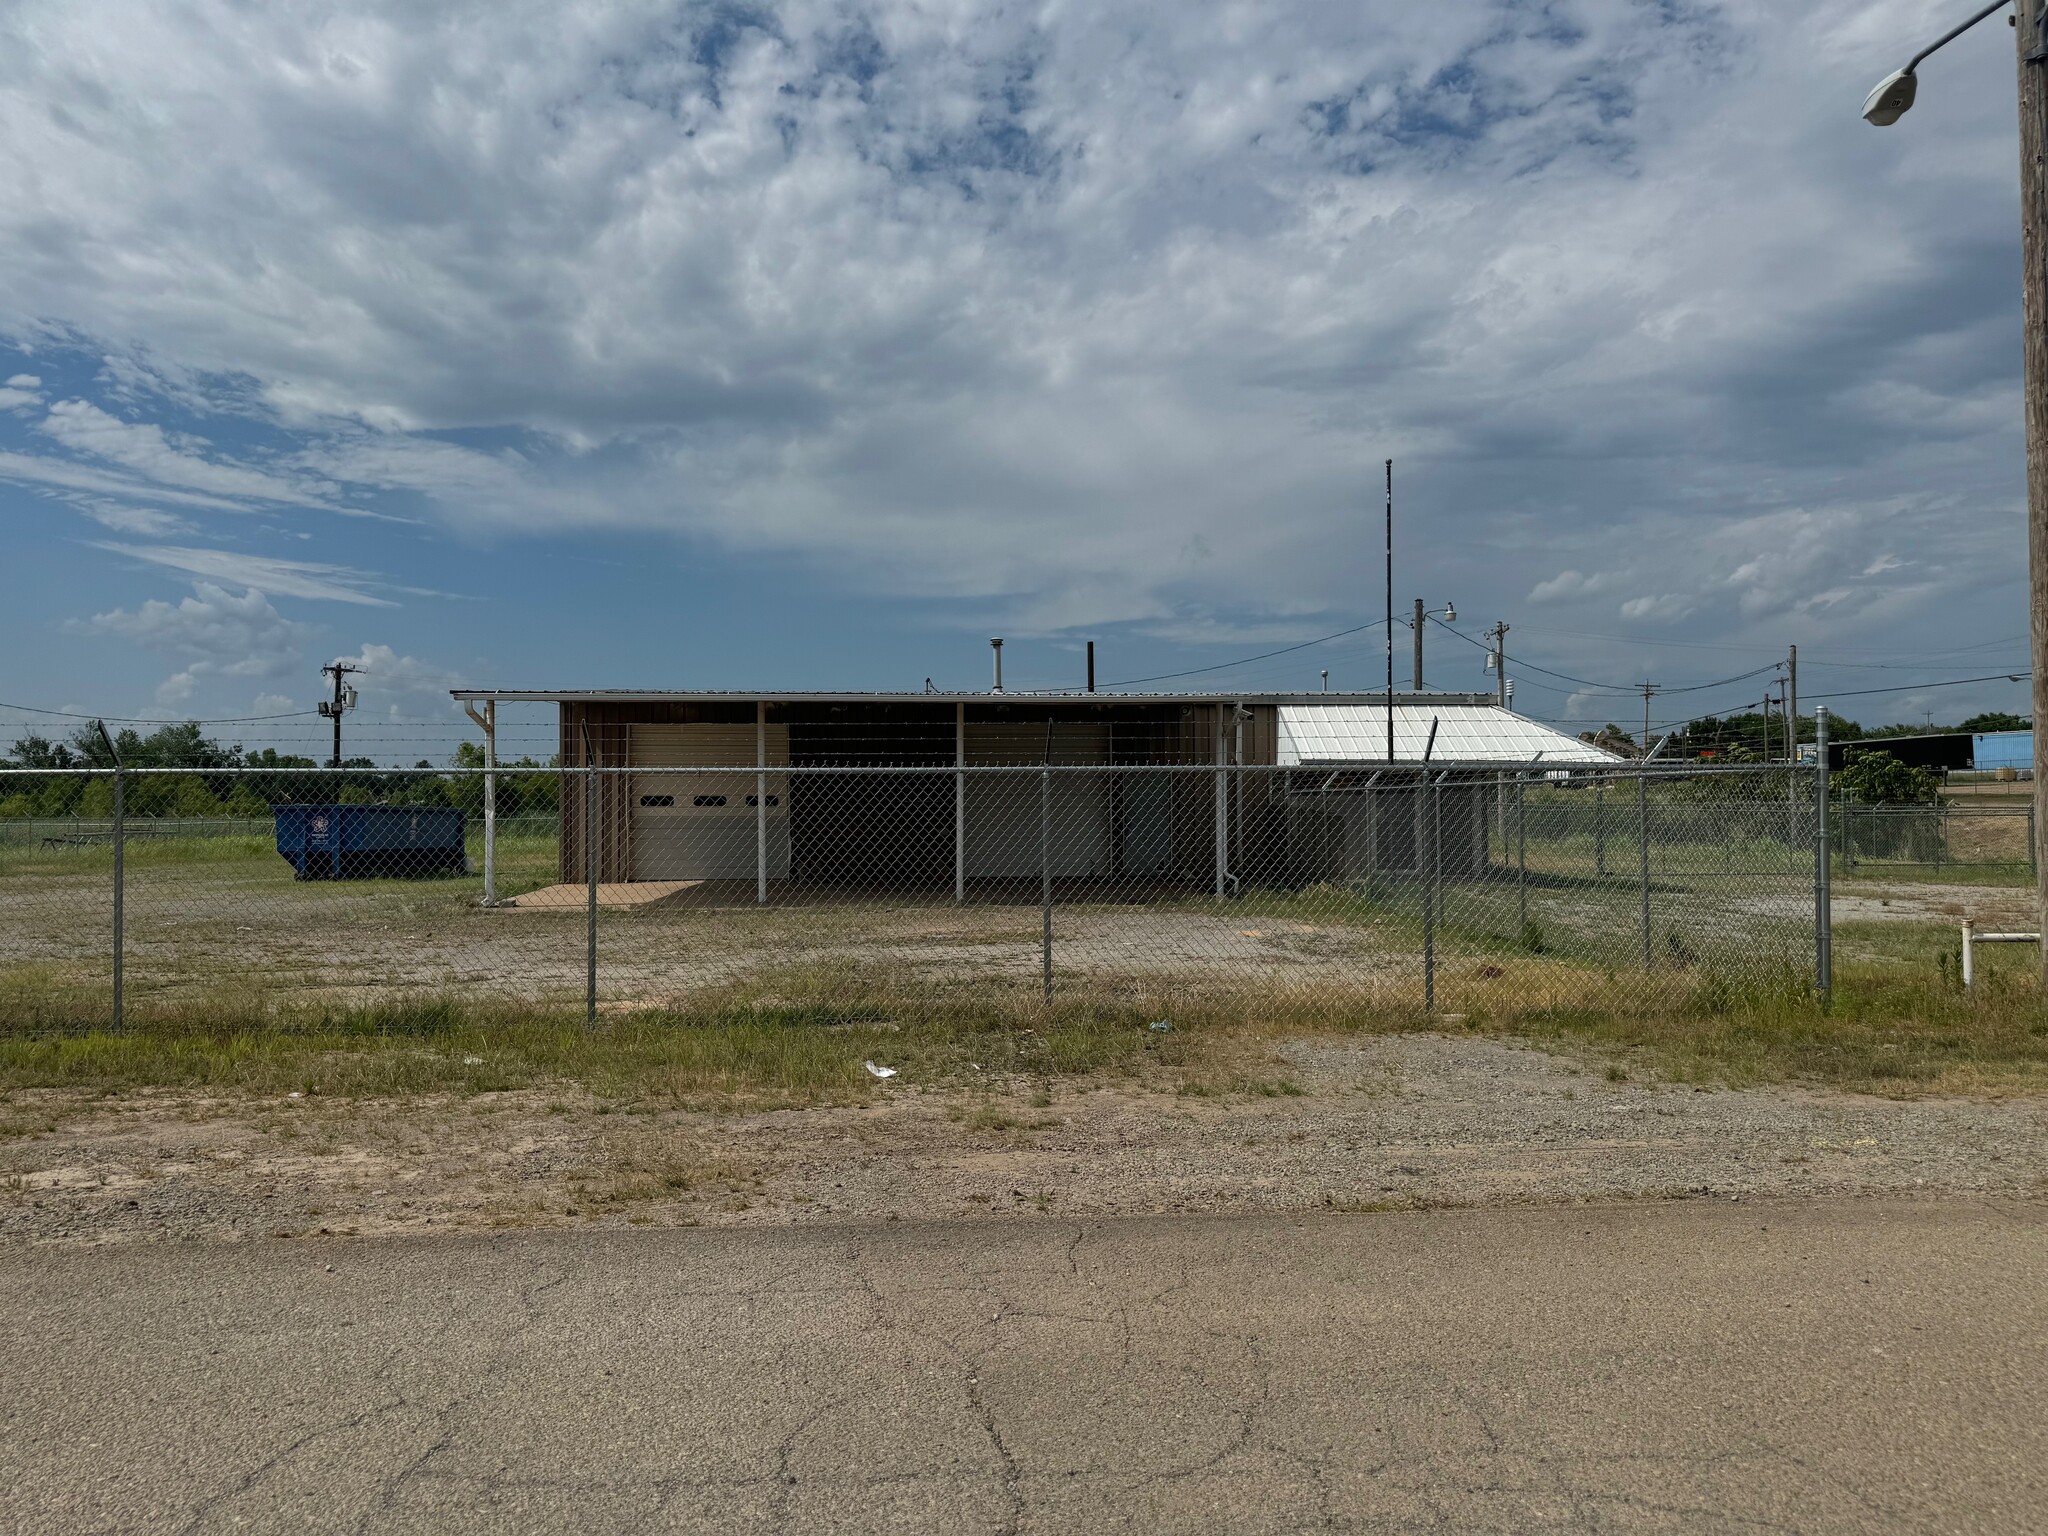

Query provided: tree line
[1581,709,2028,764]
[0,723,559,821]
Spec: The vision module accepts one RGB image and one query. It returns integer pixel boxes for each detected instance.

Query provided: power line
[0,701,323,725]
[1803,672,2030,702]
[1424,615,1782,696]
[1087,619,1392,689]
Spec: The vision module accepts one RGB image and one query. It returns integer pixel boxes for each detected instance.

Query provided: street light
[1864,0,2048,989]
[1861,0,2014,126]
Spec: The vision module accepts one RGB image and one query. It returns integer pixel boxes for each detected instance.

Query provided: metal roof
[1276,702,1620,765]
[448,688,1497,707]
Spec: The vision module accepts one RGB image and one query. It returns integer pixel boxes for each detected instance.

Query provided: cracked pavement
[2,1197,2044,1533]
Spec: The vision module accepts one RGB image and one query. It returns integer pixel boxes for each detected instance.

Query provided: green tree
[0,793,32,819]
[224,781,272,820]
[166,776,225,818]
[1833,750,1942,806]
[1956,712,2029,734]
[77,778,116,818]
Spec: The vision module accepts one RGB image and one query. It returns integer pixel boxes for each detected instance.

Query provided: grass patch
[1496,965,2048,1095]
[1,941,2045,1105]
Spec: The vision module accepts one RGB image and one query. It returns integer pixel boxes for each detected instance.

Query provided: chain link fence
[0,756,1832,1033]
[1830,803,2036,878]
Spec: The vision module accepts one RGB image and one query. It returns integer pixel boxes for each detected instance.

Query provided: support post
[1233,703,1245,887]
[1412,597,1424,690]
[583,729,597,1028]
[756,701,768,905]
[1515,771,1527,933]
[955,702,966,902]
[1214,711,1228,898]
[461,700,499,904]
[1424,775,1438,1012]
[1638,767,1652,969]
[1816,705,1832,1004]
[111,763,125,1031]
[1041,763,1053,1004]
[1595,777,1606,877]
[1963,919,1974,990]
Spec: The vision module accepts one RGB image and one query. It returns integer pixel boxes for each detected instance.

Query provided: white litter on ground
[864,1062,898,1080]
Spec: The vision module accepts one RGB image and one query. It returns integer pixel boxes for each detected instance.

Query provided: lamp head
[1442,602,1456,623]
[1863,68,1916,126]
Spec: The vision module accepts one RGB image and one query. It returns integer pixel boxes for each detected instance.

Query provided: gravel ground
[4,1033,2043,1249]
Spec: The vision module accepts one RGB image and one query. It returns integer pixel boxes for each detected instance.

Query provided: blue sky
[0,0,2034,760]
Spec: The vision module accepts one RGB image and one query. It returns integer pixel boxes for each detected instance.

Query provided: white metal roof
[1276,702,1620,765]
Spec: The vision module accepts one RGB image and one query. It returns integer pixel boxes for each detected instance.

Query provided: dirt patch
[4,1034,2041,1248]
[1831,880,2038,927]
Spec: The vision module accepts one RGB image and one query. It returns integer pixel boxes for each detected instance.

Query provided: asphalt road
[2,1198,2043,1534]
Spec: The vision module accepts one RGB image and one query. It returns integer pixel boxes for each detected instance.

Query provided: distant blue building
[1974,730,2033,773]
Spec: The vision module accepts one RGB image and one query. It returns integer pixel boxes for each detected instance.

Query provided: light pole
[1865,0,2048,984]
[1411,599,1456,690]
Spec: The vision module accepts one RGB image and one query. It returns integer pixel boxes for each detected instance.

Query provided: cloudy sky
[0,0,2033,753]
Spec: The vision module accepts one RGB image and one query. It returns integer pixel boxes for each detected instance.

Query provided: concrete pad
[497,881,702,909]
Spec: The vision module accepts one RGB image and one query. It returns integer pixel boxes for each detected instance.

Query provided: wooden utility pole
[2019,0,2048,982]
[318,660,361,770]
[1639,683,1657,757]
[1489,622,1510,709]
[1787,644,1798,753]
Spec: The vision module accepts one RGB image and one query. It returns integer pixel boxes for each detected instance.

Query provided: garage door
[963,724,1111,878]
[628,725,790,881]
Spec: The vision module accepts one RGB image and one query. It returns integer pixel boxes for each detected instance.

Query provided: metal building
[448,688,1617,897]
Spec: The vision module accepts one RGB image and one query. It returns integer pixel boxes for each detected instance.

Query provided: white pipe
[1961,920,2043,989]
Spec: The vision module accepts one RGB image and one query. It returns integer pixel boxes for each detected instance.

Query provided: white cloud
[5,374,38,388]
[91,542,395,605]
[0,448,265,512]
[77,581,305,667]
[73,581,309,705]
[328,642,463,721]
[1528,570,1618,604]
[38,399,332,507]
[1618,594,1692,623]
[0,0,2029,682]
[73,500,196,537]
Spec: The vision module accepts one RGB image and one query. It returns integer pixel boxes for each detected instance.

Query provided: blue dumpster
[274,805,468,880]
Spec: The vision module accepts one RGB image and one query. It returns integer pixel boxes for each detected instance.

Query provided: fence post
[111,762,125,1031]
[955,701,966,903]
[1595,777,1606,877]
[756,701,768,905]
[1424,776,1438,1012]
[1515,771,1527,932]
[1040,764,1053,1004]
[1213,715,1227,897]
[2030,802,2038,881]
[1815,706,1831,1005]
[483,701,497,906]
[584,749,597,1028]
[1638,767,1651,969]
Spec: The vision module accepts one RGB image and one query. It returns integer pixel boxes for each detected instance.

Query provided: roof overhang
[447,688,1499,707]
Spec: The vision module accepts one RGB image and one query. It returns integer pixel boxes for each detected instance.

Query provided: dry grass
[0,942,2043,1106]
